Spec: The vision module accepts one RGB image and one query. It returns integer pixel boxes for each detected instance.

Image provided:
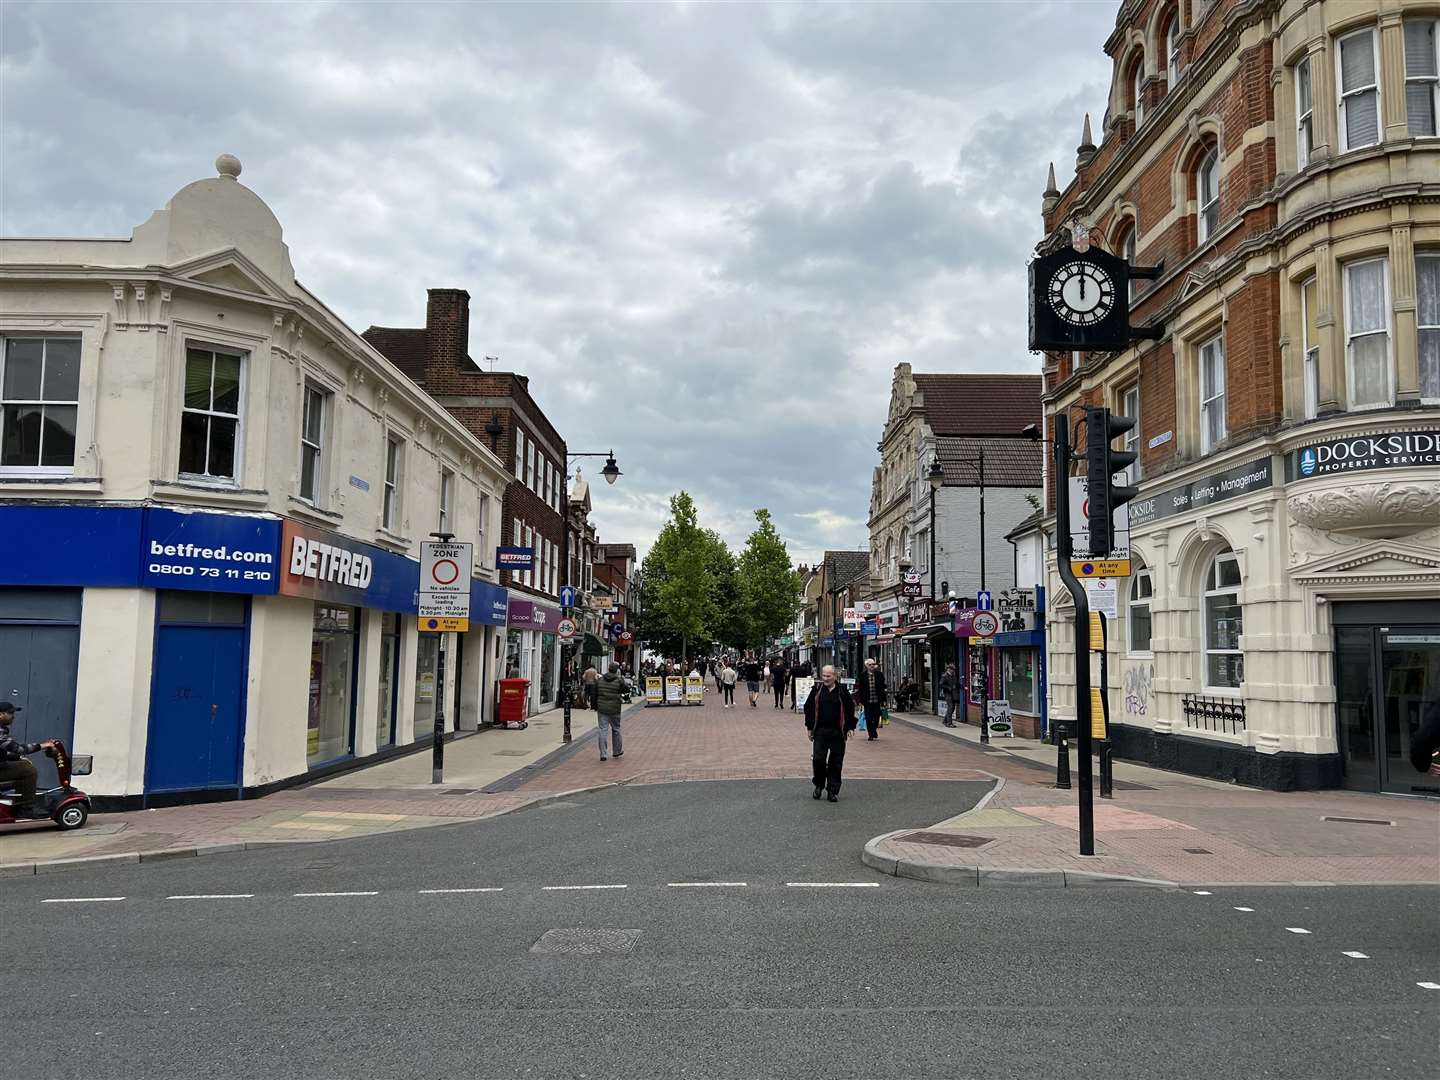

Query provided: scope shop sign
[1286,429,1440,482]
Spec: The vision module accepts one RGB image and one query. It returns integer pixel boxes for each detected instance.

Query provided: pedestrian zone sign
[420,540,472,632]
[1067,475,1131,578]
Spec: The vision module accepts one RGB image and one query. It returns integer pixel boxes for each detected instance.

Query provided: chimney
[426,288,471,372]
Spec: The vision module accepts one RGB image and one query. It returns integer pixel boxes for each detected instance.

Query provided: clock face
[1047,261,1116,326]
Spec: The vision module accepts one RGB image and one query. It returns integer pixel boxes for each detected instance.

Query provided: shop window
[299,384,328,505]
[1405,19,1439,137]
[1296,56,1314,168]
[377,612,400,750]
[1165,12,1182,87]
[1202,552,1243,691]
[1195,145,1219,243]
[1418,255,1440,401]
[1300,277,1320,418]
[1129,571,1153,653]
[0,336,80,474]
[383,436,403,532]
[1199,333,1227,453]
[438,467,453,533]
[1120,384,1141,483]
[1337,28,1381,151]
[1002,650,1036,715]
[179,345,243,483]
[308,604,356,765]
[1343,258,1393,408]
[414,631,441,737]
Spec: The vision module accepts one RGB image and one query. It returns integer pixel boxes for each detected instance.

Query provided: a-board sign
[665,676,685,704]
[645,677,663,705]
[686,676,705,704]
[986,699,1014,738]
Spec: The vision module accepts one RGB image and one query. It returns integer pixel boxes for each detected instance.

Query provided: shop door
[146,593,247,794]
[1335,623,1440,796]
[0,590,81,791]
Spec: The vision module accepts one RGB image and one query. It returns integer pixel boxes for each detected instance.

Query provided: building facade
[0,156,511,805]
[1038,0,1439,793]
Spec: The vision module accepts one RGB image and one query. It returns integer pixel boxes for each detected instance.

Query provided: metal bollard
[1055,734,1071,790]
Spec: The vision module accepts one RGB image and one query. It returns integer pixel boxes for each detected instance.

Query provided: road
[9,778,1437,1079]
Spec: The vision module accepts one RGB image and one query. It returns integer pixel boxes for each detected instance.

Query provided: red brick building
[1036,0,1439,793]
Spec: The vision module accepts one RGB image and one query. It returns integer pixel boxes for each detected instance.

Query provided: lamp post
[559,451,620,744]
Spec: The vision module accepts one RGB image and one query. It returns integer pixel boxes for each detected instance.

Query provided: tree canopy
[737,508,801,652]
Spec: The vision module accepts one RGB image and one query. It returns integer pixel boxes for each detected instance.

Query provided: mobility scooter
[0,740,92,831]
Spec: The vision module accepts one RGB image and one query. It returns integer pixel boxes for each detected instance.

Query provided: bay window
[1301,276,1320,418]
[1405,19,1439,137]
[1296,56,1314,167]
[1199,333,1227,453]
[1,336,80,474]
[1202,552,1243,691]
[1337,28,1381,151]
[1343,258,1392,408]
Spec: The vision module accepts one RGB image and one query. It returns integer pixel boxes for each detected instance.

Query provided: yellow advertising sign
[645,677,663,705]
[685,675,705,704]
[420,616,469,633]
[1071,558,1132,579]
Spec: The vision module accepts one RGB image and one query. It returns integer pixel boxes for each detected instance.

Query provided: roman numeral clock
[1028,241,1162,352]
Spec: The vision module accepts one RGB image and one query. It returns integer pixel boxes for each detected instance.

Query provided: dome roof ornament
[215,154,242,180]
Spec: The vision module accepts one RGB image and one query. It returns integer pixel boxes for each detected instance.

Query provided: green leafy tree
[737,508,801,652]
[636,492,714,666]
[704,531,747,651]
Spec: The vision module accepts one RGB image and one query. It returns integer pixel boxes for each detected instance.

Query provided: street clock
[1028,243,1162,352]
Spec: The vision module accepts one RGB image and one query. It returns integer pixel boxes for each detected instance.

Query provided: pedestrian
[0,703,48,810]
[594,661,629,762]
[720,660,738,708]
[804,664,856,802]
[712,658,725,695]
[582,662,599,710]
[771,657,789,709]
[742,654,763,708]
[854,657,888,740]
[939,662,960,727]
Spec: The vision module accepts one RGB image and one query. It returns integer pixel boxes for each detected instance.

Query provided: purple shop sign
[506,597,564,631]
[953,608,980,637]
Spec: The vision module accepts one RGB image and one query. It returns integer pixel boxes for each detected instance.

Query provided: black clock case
[1028,245,1135,353]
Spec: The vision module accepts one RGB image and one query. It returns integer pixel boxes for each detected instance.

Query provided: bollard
[1055,734,1071,790]
[1099,741,1114,799]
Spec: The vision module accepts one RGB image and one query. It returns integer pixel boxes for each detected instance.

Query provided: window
[179,345,242,482]
[1202,552,1243,691]
[1418,255,1440,401]
[1,336,80,473]
[299,384,327,504]
[542,458,551,506]
[1337,28,1381,150]
[514,429,525,480]
[901,527,911,563]
[1122,226,1138,301]
[1300,277,1320,418]
[478,492,489,563]
[1129,571,1153,653]
[917,529,930,573]
[1196,146,1219,243]
[885,538,896,582]
[1121,384,1141,483]
[1199,333,1227,452]
[1344,258,1392,408]
[438,468,453,533]
[528,442,537,492]
[1131,57,1145,125]
[383,436,402,531]
[1166,14,1181,86]
[1405,19,1439,137]
[1296,56,1314,167]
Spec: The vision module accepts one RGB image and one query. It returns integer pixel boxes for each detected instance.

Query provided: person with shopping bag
[853,657,888,741]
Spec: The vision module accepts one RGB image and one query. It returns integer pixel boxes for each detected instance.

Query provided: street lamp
[559,449,622,745]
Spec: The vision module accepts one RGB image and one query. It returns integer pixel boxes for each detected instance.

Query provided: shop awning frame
[901,622,953,640]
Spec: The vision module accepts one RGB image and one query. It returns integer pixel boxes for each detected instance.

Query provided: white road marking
[418,888,504,894]
[293,891,379,897]
[786,882,881,888]
[541,884,628,891]
[1285,927,1312,934]
[167,894,254,900]
[1233,906,1254,912]
[41,896,125,904]
[1192,890,1212,895]
[1418,982,1440,990]
[1341,951,1369,959]
[667,882,748,888]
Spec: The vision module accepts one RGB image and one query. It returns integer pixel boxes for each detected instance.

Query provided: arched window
[1165,12,1182,86]
[1130,53,1146,125]
[886,538,896,582]
[901,527,912,563]
[1202,551,1243,690]
[1117,222,1139,301]
[1195,144,1220,243]
[1129,570,1153,653]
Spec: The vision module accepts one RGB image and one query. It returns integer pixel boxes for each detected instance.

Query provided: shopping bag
[880,707,890,727]
[857,712,868,733]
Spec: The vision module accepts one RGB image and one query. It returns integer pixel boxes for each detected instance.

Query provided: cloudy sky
[1,1,1114,563]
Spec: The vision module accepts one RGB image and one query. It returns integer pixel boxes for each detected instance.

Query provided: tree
[636,492,714,666]
[704,531,747,651]
[736,508,801,652]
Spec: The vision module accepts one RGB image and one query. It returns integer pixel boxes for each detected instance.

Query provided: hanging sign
[496,546,535,571]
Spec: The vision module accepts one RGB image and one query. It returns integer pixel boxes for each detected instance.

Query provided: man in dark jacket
[804,665,857,802]
[0,703,49,809]
[594,662,630,761]
[853,658,888,740]
[771,658,790,709]
[741,655,764,708]
[939,662,960,727]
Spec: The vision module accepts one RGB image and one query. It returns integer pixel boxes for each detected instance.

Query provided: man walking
[594,661,628,762]
[741,654,763,708]
[804,665,856,802]
[853,657,887,740]
[582,662,600,710]
[939,662,960,727]
[771,657,789,709]
[720,659,739,708]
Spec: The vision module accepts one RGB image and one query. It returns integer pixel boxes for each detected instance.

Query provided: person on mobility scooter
[0,702,91,830]
[0,702,49,810]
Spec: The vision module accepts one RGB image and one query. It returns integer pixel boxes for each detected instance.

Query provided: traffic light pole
[1054,419,1095,856]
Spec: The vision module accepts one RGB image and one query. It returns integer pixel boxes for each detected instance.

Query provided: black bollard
[1099,741,1114,799]
[1055,732,1071,790]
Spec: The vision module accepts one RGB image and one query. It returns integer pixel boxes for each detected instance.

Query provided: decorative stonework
[1287,521,1361,566]
[1288,482,1440,533]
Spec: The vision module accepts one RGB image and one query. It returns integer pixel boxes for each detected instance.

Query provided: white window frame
[514,429,525,481]
[1418,253,1440,403]
[1123,226,1138,301]
[438,467,453,534]
[1342,257,1394,410]
[299,383,328,506]
[178,343,245,485]
[1196,146,1219,243]
[1300,276,1320,418]
[528,442,537,493]
[1132,56,1146,125]
[886,538,896,582]
[1121,383,1142,483]
[477,491,489,565]
[0,335,82,477]
[1296,55,1314,168]
[383,436,403,532]
[1166,13,1182,86]
[1199,333,1227,453]
[1404,18,1439,138]
[1202,552,1244,693]
[901,527,911,563]
[1336,27,1382,152]
[1128,570,1153,655]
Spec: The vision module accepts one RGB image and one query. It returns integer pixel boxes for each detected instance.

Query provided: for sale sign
[420,540,472,632]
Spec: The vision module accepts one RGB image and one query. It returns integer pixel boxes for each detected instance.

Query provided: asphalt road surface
[9,779,1437,1079]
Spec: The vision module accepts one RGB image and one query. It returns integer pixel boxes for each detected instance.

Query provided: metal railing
[1181,694,1246,734]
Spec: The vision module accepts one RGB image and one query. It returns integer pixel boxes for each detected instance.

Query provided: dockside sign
[1127,456,1273,528]
[1286,430,1440,482]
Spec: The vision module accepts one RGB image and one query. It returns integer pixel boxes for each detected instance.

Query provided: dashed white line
[1192,890,1212,896]
[418,888,504,894]
[541,884,628,891]
[667,882,748,888]
[1285,927,1312,934]
[1341,951,1369,959]
[1417,982,1440,990]
[1233,906,1254,912]
[293,891,379,898]
[41,896,125,904]
[786,882,881,888]
[167,894,254,900]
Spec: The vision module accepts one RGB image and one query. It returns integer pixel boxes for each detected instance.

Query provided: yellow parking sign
[1070,558,1132,578]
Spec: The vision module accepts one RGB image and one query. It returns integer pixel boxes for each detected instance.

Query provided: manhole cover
[531,929,641,956]
[897,831,993,849]
[1183,847,1213,855]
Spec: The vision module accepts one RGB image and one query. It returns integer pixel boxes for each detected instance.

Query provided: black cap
[0,703,16,715]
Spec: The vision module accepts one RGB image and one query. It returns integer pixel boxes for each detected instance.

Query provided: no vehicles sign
[420,541,473,632]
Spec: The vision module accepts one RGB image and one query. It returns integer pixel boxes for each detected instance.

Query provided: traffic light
[1085,406,1139,556]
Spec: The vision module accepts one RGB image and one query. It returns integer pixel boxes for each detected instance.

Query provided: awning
[580,632,608,655]
[901,622,952,640]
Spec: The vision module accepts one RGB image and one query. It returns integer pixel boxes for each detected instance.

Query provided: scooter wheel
[57,804,88,831]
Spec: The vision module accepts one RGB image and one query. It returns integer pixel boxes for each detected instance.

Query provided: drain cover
[493,750,531,757]
[897,830,993,849]
[531,929,641,956]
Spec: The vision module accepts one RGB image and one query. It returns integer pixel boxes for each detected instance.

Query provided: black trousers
[811,728,847,794]
[773,683,786,707]
[723,684,735,705]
